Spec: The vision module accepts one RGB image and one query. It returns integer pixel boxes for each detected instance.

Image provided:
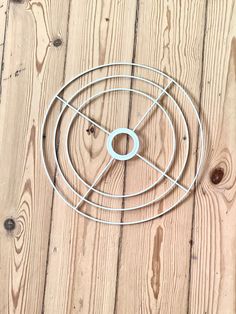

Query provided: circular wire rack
[41,62,204,225]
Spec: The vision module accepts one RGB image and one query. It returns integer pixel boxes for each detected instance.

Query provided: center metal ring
[107,128,140,161]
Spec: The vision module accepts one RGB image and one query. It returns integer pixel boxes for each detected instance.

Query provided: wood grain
[0,0,71,312]
[0,0,236,313]
[189,1,236,313]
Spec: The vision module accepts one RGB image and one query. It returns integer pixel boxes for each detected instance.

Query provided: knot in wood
[210,167,224,184]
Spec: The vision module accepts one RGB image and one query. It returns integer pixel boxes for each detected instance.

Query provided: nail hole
[4,218,16,231]
[53,38,62,47]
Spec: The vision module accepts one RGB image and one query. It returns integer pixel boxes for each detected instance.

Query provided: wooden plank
[114,1,207,313]
[0,0,71,313]
[1,1,235,313]
[43,1,138,313]
[189,1,236,313]
[0,0,8,75]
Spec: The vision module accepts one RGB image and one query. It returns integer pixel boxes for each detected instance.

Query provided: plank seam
[186,1,209,313]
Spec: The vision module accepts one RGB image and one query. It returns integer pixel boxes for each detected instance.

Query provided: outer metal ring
[41,62,204,225]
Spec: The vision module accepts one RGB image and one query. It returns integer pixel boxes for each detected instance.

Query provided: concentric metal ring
[41,62,204,225]
[65,85,177,198]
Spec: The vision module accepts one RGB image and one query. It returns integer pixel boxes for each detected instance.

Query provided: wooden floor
[0,1,236,313]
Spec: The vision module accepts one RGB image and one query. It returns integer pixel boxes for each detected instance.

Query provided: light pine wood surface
[0,1,235,314]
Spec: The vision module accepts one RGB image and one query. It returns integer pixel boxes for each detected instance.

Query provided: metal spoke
[75,158,114,209]
[56,95,110,135]
[136,153,189,192]
[133,80,173,131]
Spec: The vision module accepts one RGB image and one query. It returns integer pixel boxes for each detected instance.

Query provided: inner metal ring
[107,128,140,161]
